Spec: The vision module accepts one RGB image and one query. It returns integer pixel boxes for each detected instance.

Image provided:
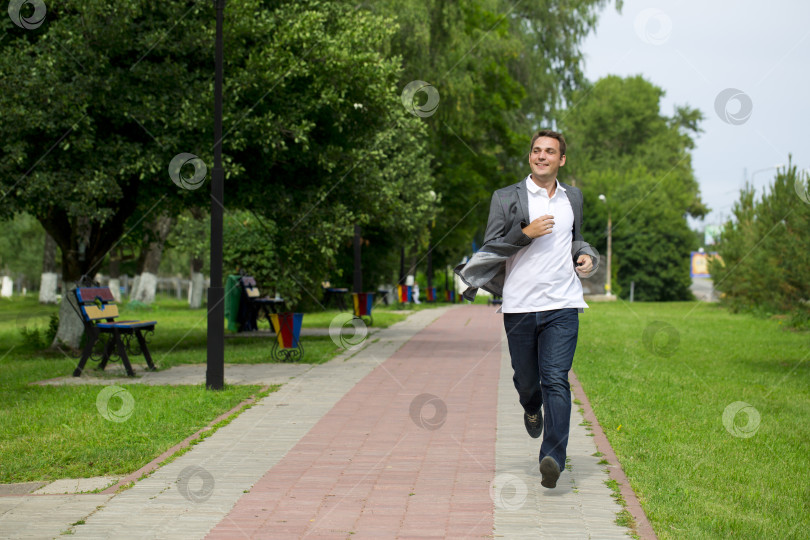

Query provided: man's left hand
[575,254,593,275]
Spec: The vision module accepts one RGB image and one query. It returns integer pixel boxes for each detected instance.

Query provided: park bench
[238,275,286,332]
[323,287,349,310]
[72,287,157,377]
[377,287,392,306]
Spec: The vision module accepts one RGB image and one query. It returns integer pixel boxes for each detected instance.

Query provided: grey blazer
[454,178,598,301]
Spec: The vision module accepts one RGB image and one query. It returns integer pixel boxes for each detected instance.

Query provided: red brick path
[207,306,503,539]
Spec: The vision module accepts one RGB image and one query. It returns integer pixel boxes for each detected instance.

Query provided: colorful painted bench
[72,287,157,377]
[323,287,349,311]
[239,275,286,332]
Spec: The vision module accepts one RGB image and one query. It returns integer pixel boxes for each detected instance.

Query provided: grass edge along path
[102,384,277,494]
[573,301,809,539]
[570,370,656,540]
[0,381,265,483]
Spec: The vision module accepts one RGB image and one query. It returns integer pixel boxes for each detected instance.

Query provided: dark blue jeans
[503,308,579,472]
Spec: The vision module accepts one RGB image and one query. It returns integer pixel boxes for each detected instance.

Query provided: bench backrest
[240,276,261,298]
[74,287,119,321]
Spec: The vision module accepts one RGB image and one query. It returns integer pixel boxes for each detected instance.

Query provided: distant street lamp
[598,194,612,297]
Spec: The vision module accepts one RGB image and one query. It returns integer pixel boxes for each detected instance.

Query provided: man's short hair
[530,129,566,156]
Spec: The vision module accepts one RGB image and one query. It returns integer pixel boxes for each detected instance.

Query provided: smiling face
[529,136,566,182]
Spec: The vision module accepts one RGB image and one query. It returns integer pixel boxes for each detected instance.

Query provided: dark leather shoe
[540,456,561,489]
[524,408,543,438]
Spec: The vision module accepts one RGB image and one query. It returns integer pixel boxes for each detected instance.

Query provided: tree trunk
[407,242,419,283]
[39,233,58,304]
[399,246,406,285]
[133,272,158,304]
[53,288,84,349]
[132,215,174,305]
[188,254,204,309]
[50,219,93,350]
[131,274,141,299]
[107,248,122,302]
[0,276,12,298]
[39,176,141,351]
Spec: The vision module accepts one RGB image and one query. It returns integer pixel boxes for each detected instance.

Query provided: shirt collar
[525,175,565,196]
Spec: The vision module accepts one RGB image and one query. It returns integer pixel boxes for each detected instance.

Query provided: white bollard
[39,272,59,303]
[189,272,204,308]
[0,276,13,298]
[108,278,122,302]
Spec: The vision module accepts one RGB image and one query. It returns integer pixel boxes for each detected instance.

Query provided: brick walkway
[2,305,648,539]
[208,305,501,539]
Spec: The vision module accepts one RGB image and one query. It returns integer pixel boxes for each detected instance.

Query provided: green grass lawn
[574,300,809,539]
[0,293,449,483]
[0,380,269,483]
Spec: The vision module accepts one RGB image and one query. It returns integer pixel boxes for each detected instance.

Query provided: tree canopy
[362,0,617,275]
[711,162,809,324]
[558,74,707,300]
[1,0,630,309]
[0,0,435,308]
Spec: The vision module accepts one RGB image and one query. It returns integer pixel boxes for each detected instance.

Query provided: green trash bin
[224,274,242,332]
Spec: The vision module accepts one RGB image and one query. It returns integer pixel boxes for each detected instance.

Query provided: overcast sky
[579,0,810,232]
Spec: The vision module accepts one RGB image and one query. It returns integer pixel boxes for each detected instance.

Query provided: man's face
[529,136,566,179]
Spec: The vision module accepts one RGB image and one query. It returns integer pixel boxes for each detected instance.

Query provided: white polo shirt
[502,176,588,313]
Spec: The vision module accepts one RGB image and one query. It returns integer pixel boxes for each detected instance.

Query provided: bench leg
[260,306,274,333]
[135,330,157,371]
[99,334,115,370]
[73,329,99,377]
[113,328,136,377]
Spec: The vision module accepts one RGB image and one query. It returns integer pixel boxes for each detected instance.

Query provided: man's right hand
[522,215,555,239]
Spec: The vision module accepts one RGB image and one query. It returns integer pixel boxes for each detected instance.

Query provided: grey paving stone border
[493,331,633,539]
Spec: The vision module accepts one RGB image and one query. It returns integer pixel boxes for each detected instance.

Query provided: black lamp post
[206,0,226,390]
[353,224,362,293]
[426,190,437,301]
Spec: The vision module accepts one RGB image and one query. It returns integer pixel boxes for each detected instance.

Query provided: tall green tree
[0,213,49,285]
[558,75,707,300]
[711,162,809,322]
[0,0,433,343]
[355,0,618,279]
